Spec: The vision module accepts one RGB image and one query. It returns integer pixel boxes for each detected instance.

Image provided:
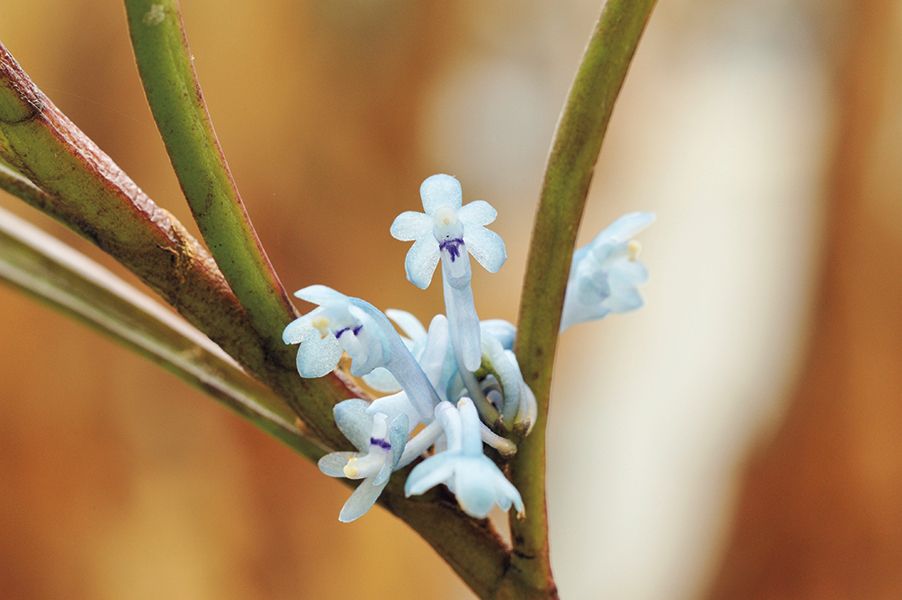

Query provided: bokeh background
[1,0,900,598]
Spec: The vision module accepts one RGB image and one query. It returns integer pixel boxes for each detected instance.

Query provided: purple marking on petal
[439,238,464,262]
[352,324,363,336]
[369,437,392,450]
[334,326,350,338]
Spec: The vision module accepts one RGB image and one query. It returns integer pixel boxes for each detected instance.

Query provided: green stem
[0,42,348,448]
[0,165,512,594]
[508,1,657,595]
[122,0,294,357]
[0,193,323,461]
[0,41,511,593]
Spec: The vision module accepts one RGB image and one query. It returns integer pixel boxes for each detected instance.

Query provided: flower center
[311,316,331,338]
[433,206,458,227]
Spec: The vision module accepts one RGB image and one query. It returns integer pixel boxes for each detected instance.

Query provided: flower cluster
[283,174,652,522]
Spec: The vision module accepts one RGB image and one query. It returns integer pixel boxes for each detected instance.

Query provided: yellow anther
[311,316,330,337]
[343,457,358,478]
[627,240,642,261]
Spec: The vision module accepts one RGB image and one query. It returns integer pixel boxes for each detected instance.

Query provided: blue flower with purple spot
[282,285,387,378]
[391,174,506,372]
[390,174,506,290]
[317,400,409,523]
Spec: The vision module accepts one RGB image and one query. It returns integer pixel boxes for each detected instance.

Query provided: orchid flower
[404,398,524,519]
[317,400,408,522]
[283,285,439,419]
[390,174,506,372]
[288,176,650,528]
[560,212,654,331]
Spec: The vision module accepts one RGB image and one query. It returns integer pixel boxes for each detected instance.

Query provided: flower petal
[361,367,401,393]
[372,459,393,487]
[420,174,462,214]
[282,312,316,344]
[318,452,357,478]
[338,477,388,523]
[480,319,516,350]
[293,284,347,306]
[405,452,455,497]
[334,399,374,452]
[295,331,342,377]
[452,459,501,518]
[458,200,497,227]
[492,468,525,516]
[385,309,428,341]
[404,236,441,289]
[390,211,432,241]
[388,413,409,467]
[464,225,507,273]
[592,212,655,247]
[367,393,420,431]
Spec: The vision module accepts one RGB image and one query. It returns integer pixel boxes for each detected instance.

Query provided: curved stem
[0,39,511,596]
[509,0,657,595]
[0,164,511,594]
[0,197,323,460]
[0,42,349,447]
[123,0,294,349]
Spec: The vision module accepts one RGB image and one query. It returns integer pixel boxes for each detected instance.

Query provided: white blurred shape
[547,3,829,600]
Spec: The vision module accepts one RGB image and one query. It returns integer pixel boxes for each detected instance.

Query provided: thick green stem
[0,40,511,594]
[509,1,657,595]
[0,194,323,460]
[0,42,348,448]
[0,154,510,599]
[122,0,294,358]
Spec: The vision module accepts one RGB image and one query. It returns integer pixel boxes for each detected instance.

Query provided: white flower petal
[318,452,357,477]
[390,211,432,241]
[405,453,455,496]
[420,173,462,214]
[464,225,507,273]
[404,236,440,289]
[293,284,347,305]
[333,399,373,452]
[338,477,388,523]
[452,459,502,518]
[361,367,401,393]
[385,309,428,341]
[296,332,342,377]
[282,313,316,344]
[458,200,497,227]
[592,211,655,247]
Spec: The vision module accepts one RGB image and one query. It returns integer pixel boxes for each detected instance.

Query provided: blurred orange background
[1,1,900,599]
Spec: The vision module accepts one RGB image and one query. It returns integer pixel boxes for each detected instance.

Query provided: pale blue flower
[282,285,387,378]
[560,212,655,331]
[362,310,445,395]
[318,400,408,522]
[283,285,440,419]
[391,174,507,371]
[404,398,524,519]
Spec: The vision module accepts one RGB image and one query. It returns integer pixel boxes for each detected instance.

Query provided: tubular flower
[282,285,386,378]
[317,400,408,522]
[283,174,652,524]
[560,212,655,331]
[390,174,506,371]
[283,285,439,419]
[404,398,524,519]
